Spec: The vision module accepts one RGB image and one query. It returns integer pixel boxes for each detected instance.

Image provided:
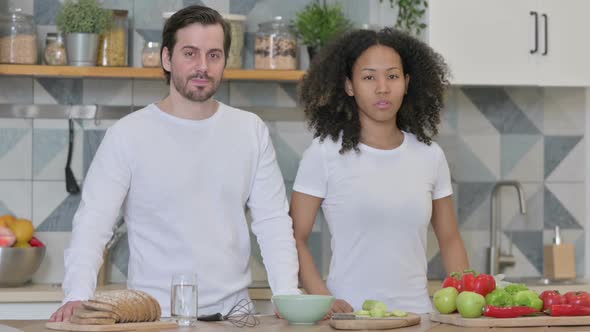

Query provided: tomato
[540,290,565,311]
[564,291,590,307]
[473,273,496,297]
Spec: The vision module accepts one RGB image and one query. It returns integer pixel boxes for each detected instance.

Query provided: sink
[503,277,588,286]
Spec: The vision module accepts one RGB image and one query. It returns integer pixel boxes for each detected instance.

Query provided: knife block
[543,243,576,280]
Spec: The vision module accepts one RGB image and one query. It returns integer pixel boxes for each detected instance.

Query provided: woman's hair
[161,5,231,85]
[299,27,450,153]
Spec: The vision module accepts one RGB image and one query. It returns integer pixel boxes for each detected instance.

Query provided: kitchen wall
[0,0,586,285]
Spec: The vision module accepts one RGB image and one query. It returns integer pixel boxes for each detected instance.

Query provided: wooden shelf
[0,65,304,81]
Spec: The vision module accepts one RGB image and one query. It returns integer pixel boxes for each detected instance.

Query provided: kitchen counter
[2,279,589,303]
[0,282,277,303]
[3,316,590,332]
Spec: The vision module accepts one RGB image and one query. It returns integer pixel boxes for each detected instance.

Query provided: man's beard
[172,72,220,102]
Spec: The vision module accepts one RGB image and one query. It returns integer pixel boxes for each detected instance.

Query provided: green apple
[456,291,486,318]
[433,287,459,314]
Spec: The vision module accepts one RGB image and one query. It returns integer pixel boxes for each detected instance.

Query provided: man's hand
[49,301,83,322]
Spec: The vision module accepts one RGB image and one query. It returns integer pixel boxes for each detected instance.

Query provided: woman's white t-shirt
[293,132,452,313]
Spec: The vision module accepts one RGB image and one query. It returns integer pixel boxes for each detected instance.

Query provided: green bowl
[272,294,335,325]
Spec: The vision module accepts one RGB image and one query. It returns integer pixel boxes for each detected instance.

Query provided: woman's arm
[431,195,470,274]
[290,191,353,313]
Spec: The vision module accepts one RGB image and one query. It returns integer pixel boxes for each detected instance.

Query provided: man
[50,5,300,322]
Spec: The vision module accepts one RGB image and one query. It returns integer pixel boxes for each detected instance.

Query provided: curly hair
[298,27,450,153]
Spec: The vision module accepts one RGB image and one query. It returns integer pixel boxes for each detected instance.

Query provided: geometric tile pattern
[0,1,586,283]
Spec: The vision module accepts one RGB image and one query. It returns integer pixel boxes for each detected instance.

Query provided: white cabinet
[427,0,590,86]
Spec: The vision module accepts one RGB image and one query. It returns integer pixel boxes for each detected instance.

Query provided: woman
[291,28,469,314]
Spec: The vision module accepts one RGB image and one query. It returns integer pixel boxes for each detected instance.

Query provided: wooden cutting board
[329,313,421,330]
[430,312,590,327]
[45,320,177,331]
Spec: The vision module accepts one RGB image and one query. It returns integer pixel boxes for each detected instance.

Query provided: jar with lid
[97,9,128,66]
[142,41,161,68]
[221,14,246,69]
[255,16,297,70]
[44,32,67,65]
[0,8,38,64]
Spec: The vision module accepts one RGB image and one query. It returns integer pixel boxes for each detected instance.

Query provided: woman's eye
[389,74,399,79]
[363,76,375,80]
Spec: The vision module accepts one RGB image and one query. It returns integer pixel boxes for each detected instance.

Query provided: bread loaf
[72,289,161,325]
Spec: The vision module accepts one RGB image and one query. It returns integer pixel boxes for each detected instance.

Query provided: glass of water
[171,273,198,326]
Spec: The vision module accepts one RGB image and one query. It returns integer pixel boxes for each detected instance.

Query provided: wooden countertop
[3,316,590,332]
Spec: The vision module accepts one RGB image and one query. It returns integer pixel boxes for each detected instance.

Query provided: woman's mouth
[374,100,391,109]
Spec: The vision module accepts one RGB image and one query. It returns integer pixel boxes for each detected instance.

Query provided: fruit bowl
[0,246,46,287]
[272,294,335,325]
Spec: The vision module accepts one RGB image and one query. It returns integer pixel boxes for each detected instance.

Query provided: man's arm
[247,122,300,295]
[52,126,132,321]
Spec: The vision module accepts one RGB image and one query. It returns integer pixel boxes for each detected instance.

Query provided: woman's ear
[404,74,410,95]
[345,78,354,97]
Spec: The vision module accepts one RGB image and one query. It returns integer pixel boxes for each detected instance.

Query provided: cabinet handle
[530,11,538,54]
[542,13,548,55]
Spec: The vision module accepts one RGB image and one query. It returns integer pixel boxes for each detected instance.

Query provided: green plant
[56,0,112,34]
[293,2,352,49]
[380,0,428,35]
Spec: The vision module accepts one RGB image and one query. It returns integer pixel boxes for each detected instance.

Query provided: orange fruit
[13,241,31,248]
[9,219,35,244]
[0,215,16,228]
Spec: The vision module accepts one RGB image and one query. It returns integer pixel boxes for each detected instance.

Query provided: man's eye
[363,76,374,80]
[185,51,194,57]
[210,53,221,59]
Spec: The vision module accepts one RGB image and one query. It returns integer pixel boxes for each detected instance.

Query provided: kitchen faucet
[488,181,527,276]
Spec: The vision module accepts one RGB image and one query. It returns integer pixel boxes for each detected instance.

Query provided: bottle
[0,8,37,64]
[221,14,246,69]
[142,41,161,68]
[44,32,67,65]
[543,225,576,280]
[254,16,297,70]
[97,9,128,66]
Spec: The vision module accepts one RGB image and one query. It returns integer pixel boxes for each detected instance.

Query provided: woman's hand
[49,301,83,322]
[322,299,354,320]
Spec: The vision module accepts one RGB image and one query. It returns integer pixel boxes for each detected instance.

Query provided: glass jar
[44,32,67,65]
[222,14,246,69]
[255,16,297,70]
[142,41,161,68]
[97,9,128,66]
[0,8,38,64]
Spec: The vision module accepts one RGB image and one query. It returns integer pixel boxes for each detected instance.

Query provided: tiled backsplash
[0,0,586,285]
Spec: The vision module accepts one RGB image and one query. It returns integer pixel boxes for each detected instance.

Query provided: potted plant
[379,0,428,36]
[293,2,352,60]
[56,0,111,66]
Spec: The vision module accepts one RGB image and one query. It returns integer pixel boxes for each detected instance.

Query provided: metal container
[0,246,46,287]
[66,33,99,67]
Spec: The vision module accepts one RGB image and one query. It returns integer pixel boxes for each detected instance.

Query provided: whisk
[197,299,260,328]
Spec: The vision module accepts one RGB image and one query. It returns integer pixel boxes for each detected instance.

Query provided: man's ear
[162,47,172,72]
[345,78,354,97]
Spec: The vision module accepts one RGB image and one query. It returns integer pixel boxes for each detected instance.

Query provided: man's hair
[161,5,231,84]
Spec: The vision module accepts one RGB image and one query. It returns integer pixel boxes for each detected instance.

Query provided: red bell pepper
[29,236,45,247]
[473,273,496,297]
[564,291,590,307]
[442,272,461,291]
[548,304,590,316]
[483,305,540,318]
[460,269,477,293]
[540,290,565,311]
